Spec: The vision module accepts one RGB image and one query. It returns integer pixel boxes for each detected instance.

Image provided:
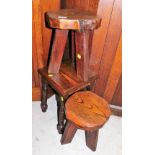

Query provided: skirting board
[110,104,122,117]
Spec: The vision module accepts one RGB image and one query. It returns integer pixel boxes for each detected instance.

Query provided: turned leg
[61,121,77,144]
[85,130,99,151]
[56,95,66,134]
[40,78,48,112]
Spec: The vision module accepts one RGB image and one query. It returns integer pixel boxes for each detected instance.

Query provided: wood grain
[61,121,77,144]
[103,35,122,103]
[111,75,122,106]
[63,0,99,13]
[32,0,44,69]
[32,87,41,101]
[89,0,115,69]
[33,0,122,108]
[63,0,122,107]
[65,91,111,130]
[94,0,122,97]
[32,0,60,100]
[48,29,68,73]
[32,0,44,87]
[85,130,99,151]
[40,0,60,64]
[75,31,90,81]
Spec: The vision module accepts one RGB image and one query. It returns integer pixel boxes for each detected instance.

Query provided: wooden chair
[38,9,102,134]
[61,91,111,151]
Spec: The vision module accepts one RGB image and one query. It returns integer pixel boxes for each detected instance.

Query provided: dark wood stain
[32,0,122,108]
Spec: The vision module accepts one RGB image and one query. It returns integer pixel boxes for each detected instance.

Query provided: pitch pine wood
[65,91,111,130]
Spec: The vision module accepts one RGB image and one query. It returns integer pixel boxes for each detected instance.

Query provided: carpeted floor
[32,95,122,155]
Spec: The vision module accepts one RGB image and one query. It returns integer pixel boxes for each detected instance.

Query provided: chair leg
[40,78,48,112]
[85,130,99,151]
[61,121,77,144]
[56,95,66,134]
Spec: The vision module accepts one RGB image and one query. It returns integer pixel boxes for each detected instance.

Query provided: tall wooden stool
[61,91,111,151]
[38,9,101,134]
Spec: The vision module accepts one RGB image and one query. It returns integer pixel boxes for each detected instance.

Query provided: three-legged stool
[61,91,111,151]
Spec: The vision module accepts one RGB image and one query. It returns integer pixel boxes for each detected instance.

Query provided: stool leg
[61,121,77,144]
[71,31,75,63]
[88,30,94,58]
[40,78,48,112]
[75,30,90,81]
[56,95,66,134]
[48,29,68,74]
[85,130,99,151]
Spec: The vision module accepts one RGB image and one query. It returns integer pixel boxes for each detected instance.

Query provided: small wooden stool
[38,9,102,134]
[61,91,111,151]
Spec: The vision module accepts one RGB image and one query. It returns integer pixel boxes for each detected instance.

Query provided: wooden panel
[32,0,60,100]
[32,87,41,101]
[94,0,122,97]
[103,35,122,103]
[62,0,99,13]
[32,0,44,88]
[41,0,60,64]
[88,0,99,13]
[89,0,115,70]
[111,75,122,106]
[32,0,44,70]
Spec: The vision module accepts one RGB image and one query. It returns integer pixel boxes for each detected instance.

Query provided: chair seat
[46,9,101,30]
[65,91,111,130]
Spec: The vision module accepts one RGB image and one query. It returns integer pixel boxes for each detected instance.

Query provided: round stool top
[46,9,101,30]
[65,91,111,130]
